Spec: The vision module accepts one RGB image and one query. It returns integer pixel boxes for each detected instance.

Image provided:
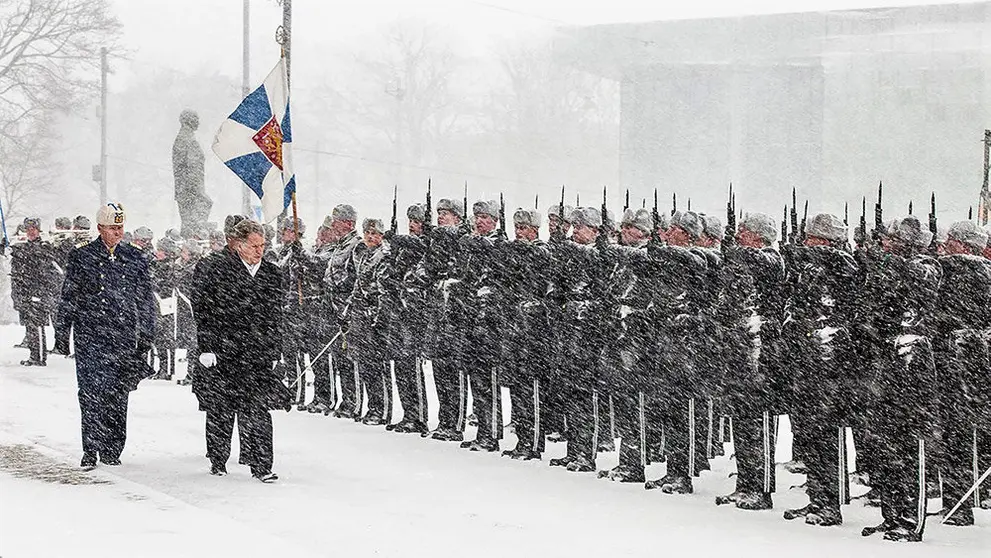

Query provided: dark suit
[191,248,286,475]
[55,239,156,461]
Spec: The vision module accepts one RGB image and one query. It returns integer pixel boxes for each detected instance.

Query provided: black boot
[735,492,773,510]
[597,464,645,483]
[805,505,842,526]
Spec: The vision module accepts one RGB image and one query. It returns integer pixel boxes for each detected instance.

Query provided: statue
[172,109,212,237]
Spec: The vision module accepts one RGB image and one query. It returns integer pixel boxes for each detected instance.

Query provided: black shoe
[597,439,616,452]
[430,428,464,442]
[645,474,677,491]
[210,463,228,476]
[715,490,745,506]
[253,471,278,483]
[735,492,773,510]
[502,447,541,460]
[783,504,813,520]
[658,475,693,494]
[883,525,922,542]
[20,359,45,367]
[805,506,842,526]
[549,455,575,468]
[598,464,645,483]
[361,415,386,426]
[100,455,121,466]
[465,439,499,452]
[862,520,896,537]
[566,456,595,473]
[80,453,97,469]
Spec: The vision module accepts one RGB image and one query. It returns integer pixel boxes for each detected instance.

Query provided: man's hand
[199,353,217,368]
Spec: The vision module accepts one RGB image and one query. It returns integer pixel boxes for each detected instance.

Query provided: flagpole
[278,2,301,305]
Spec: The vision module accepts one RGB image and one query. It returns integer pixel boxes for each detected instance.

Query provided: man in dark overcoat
[192,219,286,482]
[55,203,156,468]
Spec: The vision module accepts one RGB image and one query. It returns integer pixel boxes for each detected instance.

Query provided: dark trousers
[310,341,333,405]
[874,430,928,536]
[432,358,466,431]
[943,419,988,514]
[789,410,844,510]
[206,405,273,474]
[734,410,777,494]
[508,376,545,454]
[558,383,596,460]
[332,339,359,415]
[468,366,501,442]
[662,398,700,479]
[615,389,649,470]
[26,324,47,364]
[78,387,129,459]
[357,362,390,421]
[394,356,427,426]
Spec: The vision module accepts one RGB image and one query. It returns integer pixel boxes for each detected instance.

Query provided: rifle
[781,205,788,248]
[908,201,913,216]
[928,192,937,236]
[424,178,433,234]
[800,200,808,242]
[597,186,608,248]
[390,184,398,235]
[624,189,630,212]
[462,181,470,235]
[576,193,581,207]
[672,192,677,216]
[498,193,507,240]
[724,182,736,247]
[688,198,692,211]
[790,188,799,245]
[873,180,883,241]
[652,188,661,246]
[534,195,538,210]
[843,202,849,227]
[857,196,867,247]
[970,206,974,220]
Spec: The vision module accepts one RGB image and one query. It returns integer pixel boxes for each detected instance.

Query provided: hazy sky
[109,0,981,86]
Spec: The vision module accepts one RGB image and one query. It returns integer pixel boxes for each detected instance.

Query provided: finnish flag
[213,57,295,223]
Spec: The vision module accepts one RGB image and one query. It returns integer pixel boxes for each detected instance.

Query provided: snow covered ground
[0,324,988,558]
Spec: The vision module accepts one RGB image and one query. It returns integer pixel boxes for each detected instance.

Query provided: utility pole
[980,128,990,226]
[241,0,251,215]
[99,47,108,206]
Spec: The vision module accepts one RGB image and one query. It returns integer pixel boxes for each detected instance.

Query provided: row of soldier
[7,190,991,543]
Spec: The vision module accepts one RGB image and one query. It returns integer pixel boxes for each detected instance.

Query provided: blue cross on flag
[213,57,295,223]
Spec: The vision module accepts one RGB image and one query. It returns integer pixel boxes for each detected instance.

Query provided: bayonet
[424,177,433,233]
[390,184,398,235]
[929,192,937,236]
[624,189,629,212]
[499,193,506,240]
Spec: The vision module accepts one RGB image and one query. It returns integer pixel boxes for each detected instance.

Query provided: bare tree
[484,36,620,194]
[0,0,120,217]
[0,113,58,219]
[0,0,121,140]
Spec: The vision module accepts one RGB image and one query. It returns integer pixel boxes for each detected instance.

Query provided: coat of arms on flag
[213,57,295,223]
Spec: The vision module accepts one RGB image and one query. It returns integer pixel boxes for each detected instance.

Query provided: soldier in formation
[23,185,991,537]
